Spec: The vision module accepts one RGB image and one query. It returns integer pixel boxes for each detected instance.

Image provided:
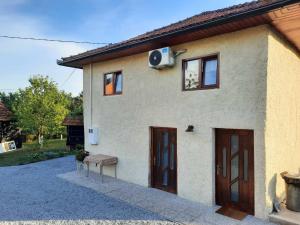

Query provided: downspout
[90,63,93,126]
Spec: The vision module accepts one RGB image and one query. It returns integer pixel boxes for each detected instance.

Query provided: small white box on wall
[88,127,99,145]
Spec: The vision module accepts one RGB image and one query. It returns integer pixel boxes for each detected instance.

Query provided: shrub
[76,150,89,162]
[75,144,84,151]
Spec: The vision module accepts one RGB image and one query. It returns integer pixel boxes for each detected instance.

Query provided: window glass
[115,73,123,93]
[203,58,218,86]
[105,73,113,95]
[184,60,200,90]
[104,72,122,95]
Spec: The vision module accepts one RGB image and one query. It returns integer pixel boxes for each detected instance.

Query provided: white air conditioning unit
[148,47,174,69]
[88,127,99,145]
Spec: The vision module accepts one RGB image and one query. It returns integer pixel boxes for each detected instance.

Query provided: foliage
[69,91,83,116]
[0,92,20,142]
[0,92,19,113]
[13,75,71,138]
[0,139,77,167]
[75,149,89,162]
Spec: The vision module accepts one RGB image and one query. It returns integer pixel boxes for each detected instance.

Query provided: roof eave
[58,0,300,68]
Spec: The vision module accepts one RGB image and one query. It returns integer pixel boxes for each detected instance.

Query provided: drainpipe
[89,63,93,126]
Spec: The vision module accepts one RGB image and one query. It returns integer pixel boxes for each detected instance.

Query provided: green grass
[0,139,78,167]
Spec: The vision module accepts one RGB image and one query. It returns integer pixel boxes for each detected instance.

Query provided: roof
[62,116,84,126]
[58,0,300,68]
[0,102,12,122]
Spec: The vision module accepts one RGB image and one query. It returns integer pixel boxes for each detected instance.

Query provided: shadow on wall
[268,173,286,210]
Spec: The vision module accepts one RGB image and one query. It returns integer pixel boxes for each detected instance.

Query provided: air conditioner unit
[88,127,99,145]
[148,47,174,69]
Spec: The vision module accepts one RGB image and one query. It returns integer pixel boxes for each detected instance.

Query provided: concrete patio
[0,156,176,225]
[58,161,276,225]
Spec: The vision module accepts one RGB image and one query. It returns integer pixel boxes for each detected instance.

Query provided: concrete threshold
[269,206,300,225]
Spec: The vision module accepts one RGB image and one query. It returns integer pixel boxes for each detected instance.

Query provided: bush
[26,135,36,143]
[75,144,84,151]
[76,150,89,162]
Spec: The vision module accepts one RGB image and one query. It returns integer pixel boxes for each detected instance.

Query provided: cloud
[0,5,87,96]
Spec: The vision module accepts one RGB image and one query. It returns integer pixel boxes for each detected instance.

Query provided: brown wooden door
[215,129,254,215]
[151,127,177,194]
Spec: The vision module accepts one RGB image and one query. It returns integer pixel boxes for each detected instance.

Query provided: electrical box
[88,127,99,145]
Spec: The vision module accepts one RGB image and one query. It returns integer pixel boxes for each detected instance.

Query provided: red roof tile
[58,0,287,65]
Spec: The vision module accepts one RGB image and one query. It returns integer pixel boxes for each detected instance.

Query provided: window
[104,71,123,95]
[183,54,219,90]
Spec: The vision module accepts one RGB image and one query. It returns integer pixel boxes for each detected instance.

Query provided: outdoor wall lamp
[185,125,194,132]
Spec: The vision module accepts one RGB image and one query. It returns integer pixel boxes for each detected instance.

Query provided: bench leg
[100,165,103,183]
[86,162,89,177]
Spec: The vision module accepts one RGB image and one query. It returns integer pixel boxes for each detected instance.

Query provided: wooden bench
[83,154,118,183]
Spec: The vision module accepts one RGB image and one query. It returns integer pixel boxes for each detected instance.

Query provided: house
[58,0,300,219]
[62,116,84,150]
[0,102,12,142]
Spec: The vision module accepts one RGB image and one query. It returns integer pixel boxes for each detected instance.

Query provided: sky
[0,0,246,96]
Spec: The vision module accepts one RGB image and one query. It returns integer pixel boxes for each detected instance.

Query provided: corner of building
[264,26,300,218]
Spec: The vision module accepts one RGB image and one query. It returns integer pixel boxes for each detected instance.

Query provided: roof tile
[60,0,281,62]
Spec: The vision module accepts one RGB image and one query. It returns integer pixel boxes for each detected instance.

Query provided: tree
[14,75,71,144]
[69,91,83,116]
[0,92,19,113]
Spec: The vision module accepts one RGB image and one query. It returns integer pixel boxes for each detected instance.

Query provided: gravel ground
[0,156,177,225]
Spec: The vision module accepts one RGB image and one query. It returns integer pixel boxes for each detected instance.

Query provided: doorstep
[269,206,300,225]
[58,169,275,225]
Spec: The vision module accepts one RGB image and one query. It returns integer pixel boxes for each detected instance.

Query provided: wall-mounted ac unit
[88,127,99,145]
[148,47,174,69]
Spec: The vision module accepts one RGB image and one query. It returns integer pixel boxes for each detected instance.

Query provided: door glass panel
[222,147,227,177]
[231,181,239,202]
[163,169,168,186]
[231,155,239,181]
[231,135,239,155]
[156,139,160,167]
[244,149,248,181]
[162,132,169,169]
[170,143,174,170]
[162,132,169,186]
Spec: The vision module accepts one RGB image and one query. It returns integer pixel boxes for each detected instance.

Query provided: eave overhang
[57,0,300,69]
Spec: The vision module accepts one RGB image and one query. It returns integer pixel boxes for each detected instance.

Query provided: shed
[62,116,84,150]
[0,102,12,142]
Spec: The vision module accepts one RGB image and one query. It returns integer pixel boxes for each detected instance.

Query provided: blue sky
[0,0,246,96]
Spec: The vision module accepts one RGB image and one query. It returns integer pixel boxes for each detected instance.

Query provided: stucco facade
[82,25,299,219]
[265,29,300,214]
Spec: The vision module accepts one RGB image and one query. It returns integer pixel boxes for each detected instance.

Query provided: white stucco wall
[83,26,270,218]
[265,29,300,214]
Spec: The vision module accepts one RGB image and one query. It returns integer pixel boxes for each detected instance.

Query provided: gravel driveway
[0,156,176,225]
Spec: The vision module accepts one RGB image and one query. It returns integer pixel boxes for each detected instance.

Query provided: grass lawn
[0,139,78,167]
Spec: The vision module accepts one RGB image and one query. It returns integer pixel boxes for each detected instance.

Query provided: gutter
[57,0,300,67]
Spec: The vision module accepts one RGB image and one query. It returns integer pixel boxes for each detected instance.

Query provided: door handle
[216,165,222,175]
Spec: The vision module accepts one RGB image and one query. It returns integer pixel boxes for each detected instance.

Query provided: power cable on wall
[0,35,112,45]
